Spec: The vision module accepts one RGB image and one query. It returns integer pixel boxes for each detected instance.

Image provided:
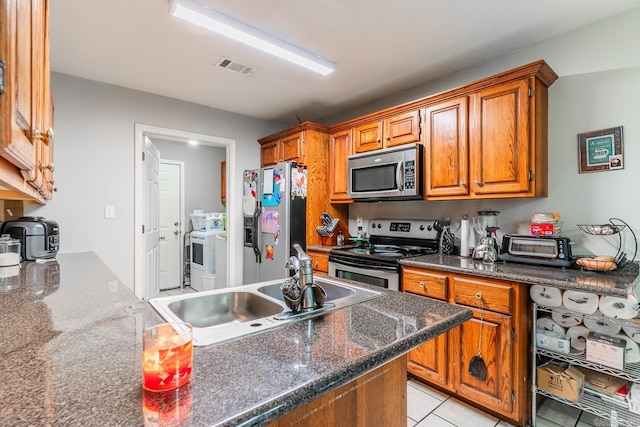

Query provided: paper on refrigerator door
[242,196,256,216]
[263,169,274,195]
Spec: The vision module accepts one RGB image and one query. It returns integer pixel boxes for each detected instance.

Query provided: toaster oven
[500,234,573,268]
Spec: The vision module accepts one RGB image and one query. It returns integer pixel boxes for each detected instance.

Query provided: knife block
[321,222,350,246]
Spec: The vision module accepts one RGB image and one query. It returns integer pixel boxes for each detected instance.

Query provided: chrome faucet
[292,244,315,310]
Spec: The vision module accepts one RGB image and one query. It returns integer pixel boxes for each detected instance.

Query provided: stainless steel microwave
[348,143,423,201]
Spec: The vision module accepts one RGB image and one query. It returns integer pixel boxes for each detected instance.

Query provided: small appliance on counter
[0,216,59,261]
[500,234,573,268]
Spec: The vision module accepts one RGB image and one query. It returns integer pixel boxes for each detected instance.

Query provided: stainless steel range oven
[328,219,441,291]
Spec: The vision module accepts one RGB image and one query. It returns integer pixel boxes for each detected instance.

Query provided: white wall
[325,9,640,259]
[152,139,226,216]
[26,73,286,291]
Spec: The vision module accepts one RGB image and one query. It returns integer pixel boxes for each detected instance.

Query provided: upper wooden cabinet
[258,122,349,247]
[0,0,53,203]
[329,60,557,202]
[353,110,421,153]
[329,129,352,203]
[220,160,226,207]
[259,122,326,167]
[469,79,537,197]
[423,97,469,197]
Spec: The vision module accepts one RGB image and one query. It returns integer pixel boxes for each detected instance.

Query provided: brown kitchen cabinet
[401,266,531,426]
[424,64,555,200]
[328,129,351,203]
[423,96,469,197]
[353,110,421,154]
[0,0,53,203]
[258,122,349,248]
[220,160,226,206]
[259,122,325,167]
[305,249,328,273]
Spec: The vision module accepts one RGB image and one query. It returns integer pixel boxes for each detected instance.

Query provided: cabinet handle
[385,136,390,141]
[474,180,483,187]
[419,281,426,288]
[33,129,44,141]
[45,128,54,144]
[459,181,466,187]
[475,292,482,300]
[43,163,55,172]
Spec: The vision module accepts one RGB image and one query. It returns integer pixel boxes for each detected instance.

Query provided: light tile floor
[159,287,594,427]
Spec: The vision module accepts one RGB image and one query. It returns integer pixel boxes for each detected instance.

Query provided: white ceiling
[50,0,640,125]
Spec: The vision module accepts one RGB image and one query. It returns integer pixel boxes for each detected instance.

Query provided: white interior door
[159,160,183,290]
[144,136,161,298]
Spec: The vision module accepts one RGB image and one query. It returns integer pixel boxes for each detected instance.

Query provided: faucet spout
[292,244,315,310]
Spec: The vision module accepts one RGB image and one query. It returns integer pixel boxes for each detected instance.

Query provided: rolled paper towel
[583,314,621,336]
[622,326,640,344]
[614,333,640,364]
[530,285,563,307]
[562,290,599,315]
[599,295,640,320]
[566,325,590,352]
[551,311,582,328]
[536,317,566,335]
[460,219,470,257]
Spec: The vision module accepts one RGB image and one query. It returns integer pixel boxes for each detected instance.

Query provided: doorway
[134,124,236,300]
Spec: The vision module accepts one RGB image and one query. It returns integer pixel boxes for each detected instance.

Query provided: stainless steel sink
[166,292,284,328]
[148,277,383,347]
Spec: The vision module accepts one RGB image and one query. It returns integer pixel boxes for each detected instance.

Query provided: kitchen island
[0,252,472,426]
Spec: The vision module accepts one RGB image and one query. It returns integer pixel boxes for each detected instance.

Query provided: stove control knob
[427,225,432,231]
[419,225,425,231]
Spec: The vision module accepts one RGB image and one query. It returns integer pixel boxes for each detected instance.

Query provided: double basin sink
[148,277,384,346]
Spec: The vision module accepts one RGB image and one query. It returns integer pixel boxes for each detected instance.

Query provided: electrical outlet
[356,216,363,227]
[104,205,115,219]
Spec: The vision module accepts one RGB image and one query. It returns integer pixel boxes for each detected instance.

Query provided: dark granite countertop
[0,252,471,426]
[400,254,640,297]
[306,244,354,253]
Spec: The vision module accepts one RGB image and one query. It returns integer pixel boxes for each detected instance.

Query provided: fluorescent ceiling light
[188,139,199,145]
[170,0,335,76]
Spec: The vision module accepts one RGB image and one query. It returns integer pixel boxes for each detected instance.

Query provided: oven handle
[396,160,403,191]
[329,257,398,272]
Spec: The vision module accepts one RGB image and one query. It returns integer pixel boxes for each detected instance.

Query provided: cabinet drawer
[307,250,329,273]
[452,276,512,314]
[402,268,448,301]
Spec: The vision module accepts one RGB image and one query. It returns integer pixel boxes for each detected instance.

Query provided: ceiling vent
[215,57,258,76]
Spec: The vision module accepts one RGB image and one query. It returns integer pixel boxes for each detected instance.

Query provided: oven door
[328,258,399,291]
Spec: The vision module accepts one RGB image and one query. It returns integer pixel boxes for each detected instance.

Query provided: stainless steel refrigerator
[242,162,307,284]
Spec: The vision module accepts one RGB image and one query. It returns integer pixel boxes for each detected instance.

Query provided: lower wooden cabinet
[401,265,530,426]
[305,249,328,273]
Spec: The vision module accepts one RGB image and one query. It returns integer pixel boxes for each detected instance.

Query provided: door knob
[174,230,180,235]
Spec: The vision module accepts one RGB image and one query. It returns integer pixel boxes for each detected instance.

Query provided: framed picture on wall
[577,126,624,173]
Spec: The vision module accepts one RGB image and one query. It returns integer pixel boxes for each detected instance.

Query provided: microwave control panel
[404,160,415,189]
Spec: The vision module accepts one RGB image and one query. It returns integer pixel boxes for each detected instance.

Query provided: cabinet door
[0,0,39,172]
[469,79,530,196]
[408,332,450,390]
[353,121,383,153]
[220,160,226,206]
[261,140,279,167]
[424,97,469,197]
[306,250,329,273]
[383,110,421,147]
[451,309,513,416]
[329,129,352,202]
[281,132,302,163]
